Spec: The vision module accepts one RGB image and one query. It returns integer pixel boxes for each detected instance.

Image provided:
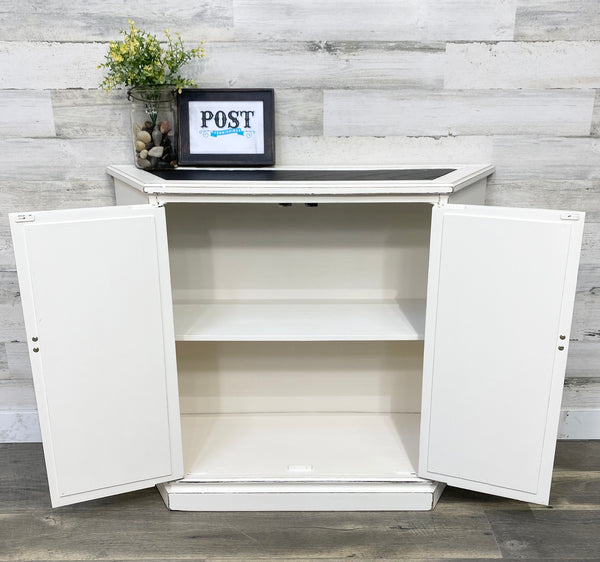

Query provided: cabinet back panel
[166,203,431,300]
[177,341,423,415]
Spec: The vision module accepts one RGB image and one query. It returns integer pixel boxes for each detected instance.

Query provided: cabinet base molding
[157,480,445,511]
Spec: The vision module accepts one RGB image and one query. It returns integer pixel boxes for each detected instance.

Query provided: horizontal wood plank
[0,0,232,41]
[562,377,600,409]
[234,0,516,41]
[2,342,32,381]
[0,343,32,381]
[0,226,13,269]
[0,413,40,443]
[0,42,106,89]
[445,41,600,89]
[590,89,600,136]
[194,41,445,90]
[276,135,494,166]
[570,262,600,343]
[558,409,600,439]
[275,89,323,136]
[515,0,600,40]
[0,271,26,342]
[0,507,499,560]
[50,90,129,138]
[0,180,115,226]
[0,344,6,378]
[324,89,595,136]
[0,380,35,411]
[0,138,129,181]
[486,180,600,222]
[491,136,600,181]
[50,88,323,139]
[0,91,55,137]
[487,508,600,558]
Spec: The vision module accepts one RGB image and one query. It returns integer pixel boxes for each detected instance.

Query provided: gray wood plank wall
[0,0,598,440]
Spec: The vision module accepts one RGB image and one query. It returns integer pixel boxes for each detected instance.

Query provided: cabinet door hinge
[560,213,581,221]
[14,213,35,223]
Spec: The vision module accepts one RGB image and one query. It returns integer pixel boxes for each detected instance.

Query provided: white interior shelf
[180,412,421,482]
[173,299,426,341]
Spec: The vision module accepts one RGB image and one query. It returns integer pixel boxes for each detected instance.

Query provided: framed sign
[178,89,275,166]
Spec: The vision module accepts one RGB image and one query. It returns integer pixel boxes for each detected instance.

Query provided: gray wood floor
[1,441,599,561]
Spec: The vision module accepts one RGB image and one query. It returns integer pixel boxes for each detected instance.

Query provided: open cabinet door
[10,205,183,507]
[419,204,584,505]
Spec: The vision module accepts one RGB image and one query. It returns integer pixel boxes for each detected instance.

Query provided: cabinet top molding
[107,164,494,198]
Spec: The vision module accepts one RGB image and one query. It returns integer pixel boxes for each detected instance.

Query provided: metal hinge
[560,213,581,221]
[14,213,35,223]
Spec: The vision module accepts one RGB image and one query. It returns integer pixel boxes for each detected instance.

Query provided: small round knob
[559,335,566,340]
[33,347,39,353]
[32,336,38,342]
[558,345,565,351]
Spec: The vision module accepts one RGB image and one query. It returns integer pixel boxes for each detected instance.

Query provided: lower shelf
[181,412,421,481]
[158,412,443,511]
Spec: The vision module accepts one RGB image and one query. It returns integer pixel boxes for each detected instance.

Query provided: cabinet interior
[165,202,431,483]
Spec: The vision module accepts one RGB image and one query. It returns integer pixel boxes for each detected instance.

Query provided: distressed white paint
[325,90,595,137]
[0,344,6,377]
[558,410,600,439]
[0,42,106,89]
[0,180,115,226]
[50,90,129,138]
[0,380,35,410]
[0,271,26,342]
[0,227,13,270]
[0,411,41,442]
[569,263,600,345]
[492,137,600,182]
[562,378,600,408]
[234,0,516,41]
[0,91,55,137]
[275,90,323,136]
[194,41,445,89]
[0,138,130,182]
[515,0,600,41]
[445,41,600,89]
[276,136,494,166]
[486,181,600,221]
[0,0,233,41]
[590,90,600,136]
[3,342,32,380]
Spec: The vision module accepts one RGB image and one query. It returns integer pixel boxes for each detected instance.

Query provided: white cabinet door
[10,205,183,507]
[419,204,584,505]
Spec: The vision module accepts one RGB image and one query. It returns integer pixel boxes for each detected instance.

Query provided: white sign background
[188,101,265,155]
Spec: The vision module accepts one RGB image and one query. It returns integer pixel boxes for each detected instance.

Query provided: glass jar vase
[128,86,178,170]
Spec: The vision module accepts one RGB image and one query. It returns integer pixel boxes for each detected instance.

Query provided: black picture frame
[178,88,275,167]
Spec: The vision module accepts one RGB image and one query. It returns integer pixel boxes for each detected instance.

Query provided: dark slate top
[149,168,456,182]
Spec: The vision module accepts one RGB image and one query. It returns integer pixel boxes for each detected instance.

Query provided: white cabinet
[9,165,584,511]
